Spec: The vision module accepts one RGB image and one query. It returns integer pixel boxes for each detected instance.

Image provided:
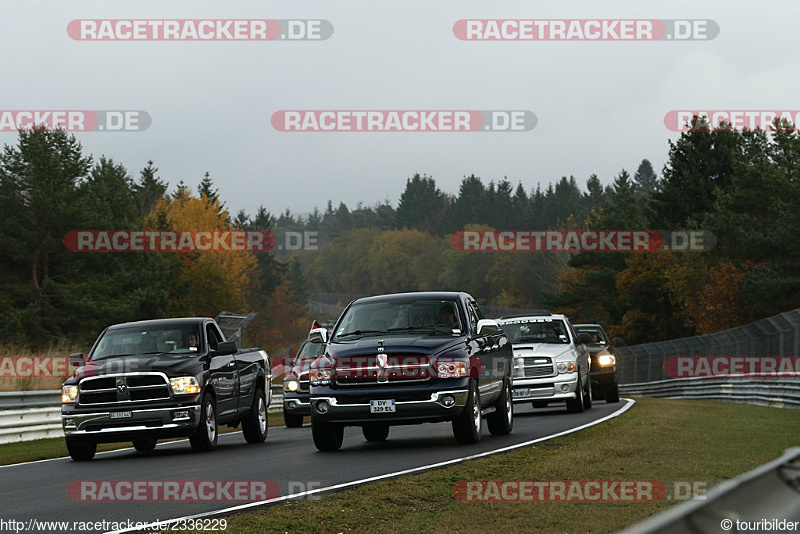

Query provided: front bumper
[590,366,618,389]
[310,389,469,425]
[61,405,201,443]
[283,392,311,416]
[511,372,579,402]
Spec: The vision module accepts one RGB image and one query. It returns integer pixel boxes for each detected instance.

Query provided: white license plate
[512,389,531,398]
[369,399,396,413]
[110,411,132,419]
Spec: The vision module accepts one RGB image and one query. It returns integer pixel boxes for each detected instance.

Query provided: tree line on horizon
[2,118,799,350]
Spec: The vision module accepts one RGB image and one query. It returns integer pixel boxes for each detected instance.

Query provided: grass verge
[210,398,800,534]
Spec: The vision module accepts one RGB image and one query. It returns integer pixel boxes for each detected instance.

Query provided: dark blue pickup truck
[60,317,271,460]
[307,292,513,451]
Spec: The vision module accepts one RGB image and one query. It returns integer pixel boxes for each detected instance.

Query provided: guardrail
[619,375,800,409]
[0,387,285,444]
[622,447,800,533]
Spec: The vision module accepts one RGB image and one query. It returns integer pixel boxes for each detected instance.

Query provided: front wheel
[243,387,268,444]
[605,383,620,403]
[190,393,218,452]
[133,439,157,452]
[487,378,513,436]
[452,379,482,444]
[566,375,585,413]
[66,439,96,461]
[583,374,593,410]
[311,417,344,451]
[284,409,304,428]
[362,424,390,442]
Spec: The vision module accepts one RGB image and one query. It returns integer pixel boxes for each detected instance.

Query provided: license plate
[369,399,396,413]
[512,389,531,398]
[110,411,132,419]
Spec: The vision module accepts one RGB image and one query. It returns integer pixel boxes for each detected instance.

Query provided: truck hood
[71,353,203,380]
[327,334,466,358]
[510,343,573,360]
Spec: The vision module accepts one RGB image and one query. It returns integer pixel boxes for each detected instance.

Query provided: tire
[566,375,585,413]
[190,392,218,452]
[605,383,620,403]
[284,409,304,428]
[583,374,593,410]
[452,379,482,444]
[243,387,268,444]
[362,424,390,442]
[66,439,96,461]
[487,378,513,436]
[133,439,157,452]
[311,416,344,451]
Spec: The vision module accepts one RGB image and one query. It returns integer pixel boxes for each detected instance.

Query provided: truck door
[207,323,238,421]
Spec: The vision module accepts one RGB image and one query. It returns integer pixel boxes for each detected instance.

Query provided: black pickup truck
[307,292,513,451]
[60,317,271,461]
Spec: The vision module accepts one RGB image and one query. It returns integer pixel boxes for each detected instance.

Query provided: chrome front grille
[515,356,556,378]
[78,373,171,405]
[334,355,432,386]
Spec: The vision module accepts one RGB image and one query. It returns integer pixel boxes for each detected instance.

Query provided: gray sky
[1,0,796,218]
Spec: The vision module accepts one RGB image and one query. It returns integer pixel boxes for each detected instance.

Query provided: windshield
[333,298,463,340]
[498,318,570,344]
[575,326,609,347]
[293,340,325,368]
[91,324,203,360]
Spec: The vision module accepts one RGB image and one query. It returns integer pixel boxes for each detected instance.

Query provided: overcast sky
[1,0,796,218]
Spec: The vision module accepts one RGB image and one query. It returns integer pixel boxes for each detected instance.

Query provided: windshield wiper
[388,326,454,334]
[336,329,386,338]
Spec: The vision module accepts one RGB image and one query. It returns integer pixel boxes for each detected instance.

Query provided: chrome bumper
[62,405,201,436]
[512,373,579,402]
[311,389,469,423]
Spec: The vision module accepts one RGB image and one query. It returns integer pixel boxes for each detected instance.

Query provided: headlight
[437,361,468,378]
[170,376,200,395]
[557,361,577,374]
[309,368,332,386]
[61,385,78,403]
[597,354,616,366]
[283,379,300,392]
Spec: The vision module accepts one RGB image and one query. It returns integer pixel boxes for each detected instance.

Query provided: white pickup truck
[496,313,593,413]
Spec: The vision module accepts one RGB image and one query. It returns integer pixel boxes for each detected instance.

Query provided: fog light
[173,410,189,421]
[441,395,455,408]
[561,384,570,392]
[289,401,297,409]
[316,401,329,414]
[64,418,76,429]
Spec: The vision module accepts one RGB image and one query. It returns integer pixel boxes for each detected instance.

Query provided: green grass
[0,412,289,466]
[201,399,800,534]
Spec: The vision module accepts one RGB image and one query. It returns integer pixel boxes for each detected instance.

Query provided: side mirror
[210,340,237,357]
[611,337,625,347]
[309,327,328,344]
[476,319,500,336]
[577,333,592,345]
[69,353,85,367]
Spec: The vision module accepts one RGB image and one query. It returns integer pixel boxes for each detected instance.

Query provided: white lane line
[106,399,636,534]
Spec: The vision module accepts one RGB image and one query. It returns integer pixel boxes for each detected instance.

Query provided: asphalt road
[0,400,633,533]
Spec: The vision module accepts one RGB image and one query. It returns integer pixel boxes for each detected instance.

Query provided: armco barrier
[0,387,284,444]
[619,375,800,409]
[621,447,800,533]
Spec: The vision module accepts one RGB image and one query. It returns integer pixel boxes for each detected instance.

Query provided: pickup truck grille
[78,373,171,406]
[298,372,310,393]
[334,355,432,387]
[515,356,556,378]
